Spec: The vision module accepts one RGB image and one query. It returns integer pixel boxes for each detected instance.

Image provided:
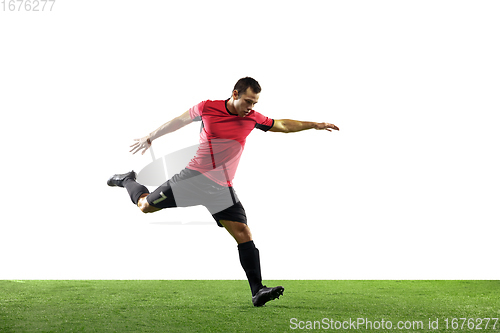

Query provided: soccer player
[107,77,339,306]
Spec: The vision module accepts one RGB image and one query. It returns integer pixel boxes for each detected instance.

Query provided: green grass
[1,280,499,332]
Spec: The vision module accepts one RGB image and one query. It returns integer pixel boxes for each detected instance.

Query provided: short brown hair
[233,77,261,96]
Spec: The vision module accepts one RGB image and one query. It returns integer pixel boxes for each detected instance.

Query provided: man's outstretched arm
[268,119,339,133]
[130,110,193,155]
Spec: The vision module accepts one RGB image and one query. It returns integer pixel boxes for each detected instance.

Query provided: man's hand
[314,122,339,132]
[129,110,193,155]
[130,136,152,155]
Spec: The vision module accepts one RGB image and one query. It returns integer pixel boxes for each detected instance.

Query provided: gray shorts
[146,168,247,227]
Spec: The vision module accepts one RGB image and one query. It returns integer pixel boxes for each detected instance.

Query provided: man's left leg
[220,220,262,293]
[219,220,284,306]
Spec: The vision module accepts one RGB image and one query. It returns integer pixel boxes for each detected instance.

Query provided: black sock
[238,240,264,296]
[122,178,150,205]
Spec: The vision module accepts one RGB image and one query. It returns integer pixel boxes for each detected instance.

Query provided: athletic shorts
[146,168,247,227]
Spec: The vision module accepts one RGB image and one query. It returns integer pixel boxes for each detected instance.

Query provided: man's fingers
[130,139,143,147]
[318,123,339,131]
[130,139,145,154]
[130,140,142,148]
[130,144,142,154]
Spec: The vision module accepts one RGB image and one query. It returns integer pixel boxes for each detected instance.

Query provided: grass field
[1,280,499,332]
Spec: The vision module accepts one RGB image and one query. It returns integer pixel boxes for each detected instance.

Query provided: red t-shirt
[187,99,274,186]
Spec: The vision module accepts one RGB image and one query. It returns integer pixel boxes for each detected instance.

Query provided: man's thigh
[211,200,247,227]
[146,180,177,209]
[146,168,205,209]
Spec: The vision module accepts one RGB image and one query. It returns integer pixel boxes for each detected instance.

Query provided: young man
[108,77,339,306]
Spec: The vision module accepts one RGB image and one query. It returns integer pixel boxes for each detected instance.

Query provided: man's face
[233,87,260,117]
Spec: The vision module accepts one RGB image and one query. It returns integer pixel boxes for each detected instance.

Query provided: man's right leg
[108,171,149,204]
[107,171,164,213]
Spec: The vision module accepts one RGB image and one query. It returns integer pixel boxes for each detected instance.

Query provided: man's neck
[226,98,237,115]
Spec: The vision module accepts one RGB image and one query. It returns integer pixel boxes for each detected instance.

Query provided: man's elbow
[274,120,290,133]
[174,116,193,129]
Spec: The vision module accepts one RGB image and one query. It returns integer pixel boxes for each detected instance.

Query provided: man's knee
[220,220,252,243]
[137,195,160,213]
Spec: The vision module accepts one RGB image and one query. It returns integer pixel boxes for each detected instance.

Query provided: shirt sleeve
[254,112,275,132]
[189,100,207,121]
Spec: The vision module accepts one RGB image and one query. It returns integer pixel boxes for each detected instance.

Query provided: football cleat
[107,170,136,188]
[252,285,284,307]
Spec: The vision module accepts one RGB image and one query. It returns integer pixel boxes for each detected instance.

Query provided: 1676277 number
[1,0,55,11]
[444,318,498,330]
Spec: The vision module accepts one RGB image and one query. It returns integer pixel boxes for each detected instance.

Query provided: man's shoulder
[204,99,226,106]
[248,109,271,120]
[202,99,228,113]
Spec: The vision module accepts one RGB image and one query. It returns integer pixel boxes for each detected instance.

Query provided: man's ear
[232,90,240,100]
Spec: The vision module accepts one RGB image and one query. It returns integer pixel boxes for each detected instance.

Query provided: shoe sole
[253,286,284,307]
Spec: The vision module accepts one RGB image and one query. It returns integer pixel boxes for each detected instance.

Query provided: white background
[1,1,499,280]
